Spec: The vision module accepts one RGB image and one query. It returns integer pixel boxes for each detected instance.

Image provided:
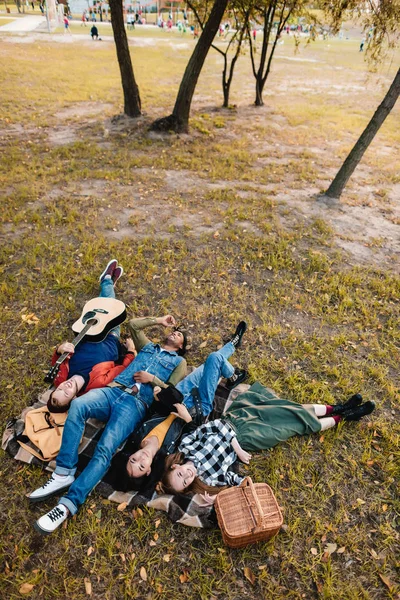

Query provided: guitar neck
[55,321,94,365]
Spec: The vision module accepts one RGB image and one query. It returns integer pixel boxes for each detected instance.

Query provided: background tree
[151,0,229,133]
[247,0,312,106]
[320,0,400,199]
[108,0,141,118]
[188,0,252,108]
[325,68,400,199]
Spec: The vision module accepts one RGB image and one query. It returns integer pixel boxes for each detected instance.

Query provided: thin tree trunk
[325,68,400,199]
[152,0,229,132]
[109,0,141,118]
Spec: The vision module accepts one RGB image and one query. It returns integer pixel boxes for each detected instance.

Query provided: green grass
[0,25,399,600]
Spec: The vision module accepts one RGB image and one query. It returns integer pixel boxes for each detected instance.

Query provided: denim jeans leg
[59,393,146,515]
[55,388,119,476]
[99,277,120,337]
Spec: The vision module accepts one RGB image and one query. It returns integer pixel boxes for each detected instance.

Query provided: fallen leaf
[356,498,366,505]
[321,534,327,542]
[324,543,337,555]
[154,532,159,541]
[155,519,161,528]
[337,547,346,554]
[379,574,393,591]
[179,571,189,583]
[243,567,256,585]
[87,546,94,556]
[120,553,126,562]
[382,504,388,512]
[369,549,379,560]
[310,547,318,555]
[117,502,127,511]
[163,554,170,562]
[213,230,220,238]
[199,341,208,348]
[156,584,163,593]
[136,508,143,516]
[19,583,34,594]
[149,540,156,547]
[84,578,92,596]
[140,567,147,581]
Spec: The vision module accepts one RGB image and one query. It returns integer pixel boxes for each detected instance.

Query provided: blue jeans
[99,277,120,338]
[56,386,148,515]
[177,342,235,417]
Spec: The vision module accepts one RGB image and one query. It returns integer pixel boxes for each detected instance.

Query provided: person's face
[167,462,197,493]
[126,449,153,478]
[51,379,79,408]
[166,330,184,351]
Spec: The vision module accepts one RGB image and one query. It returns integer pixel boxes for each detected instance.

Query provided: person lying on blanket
[48,259,136,412]
[157,384,376,498]
[29,308,189,535]
[107,322,248,494]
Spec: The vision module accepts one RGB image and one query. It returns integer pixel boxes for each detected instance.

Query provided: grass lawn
[0,27,399,600]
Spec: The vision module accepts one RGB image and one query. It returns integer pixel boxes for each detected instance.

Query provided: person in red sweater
[48,259,136,413]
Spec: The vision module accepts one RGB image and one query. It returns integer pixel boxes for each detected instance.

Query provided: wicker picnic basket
[215,477,283,548]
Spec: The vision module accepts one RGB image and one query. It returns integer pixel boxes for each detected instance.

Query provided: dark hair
[157,452,225,496]
[176,328,188,357]
[108,452,149,492]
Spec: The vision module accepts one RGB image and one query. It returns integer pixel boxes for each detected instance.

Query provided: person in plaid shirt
[159,386,375,498]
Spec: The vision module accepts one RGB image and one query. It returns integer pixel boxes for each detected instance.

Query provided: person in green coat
[158,383,375,496]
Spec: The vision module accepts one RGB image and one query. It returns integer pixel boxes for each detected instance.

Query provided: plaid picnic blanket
[2,380,250,529]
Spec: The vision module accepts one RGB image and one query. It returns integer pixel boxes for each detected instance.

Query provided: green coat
[227,382,321,452]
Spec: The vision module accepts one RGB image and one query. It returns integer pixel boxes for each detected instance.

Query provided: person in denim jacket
[29,312,187,535]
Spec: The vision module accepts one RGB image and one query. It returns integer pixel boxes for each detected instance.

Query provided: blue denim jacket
[114,343,183,405]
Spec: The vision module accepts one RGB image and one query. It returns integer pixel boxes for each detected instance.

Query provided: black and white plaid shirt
[179,419,244,487]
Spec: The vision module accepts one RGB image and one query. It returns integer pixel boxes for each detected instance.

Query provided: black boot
[225,368,248,390]
[342,401,375,421]
[230,321,247,348]
[331,393,363,415]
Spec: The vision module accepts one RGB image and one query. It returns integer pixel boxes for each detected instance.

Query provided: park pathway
[0,15,46,32]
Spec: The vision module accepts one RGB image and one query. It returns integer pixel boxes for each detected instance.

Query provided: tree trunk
[109,0,141,118]
[325,68,400,199]
[255,79,264,106]
[152,0,229,133]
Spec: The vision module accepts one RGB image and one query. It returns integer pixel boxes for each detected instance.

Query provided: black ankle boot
[230,321,247,348]
[331,393,363,415]
[225,368,248,390]
[342,401,375,421]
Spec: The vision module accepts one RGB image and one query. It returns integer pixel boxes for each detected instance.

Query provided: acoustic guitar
[44,297,127,384]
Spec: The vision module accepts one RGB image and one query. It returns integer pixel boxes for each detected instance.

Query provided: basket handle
[240,477,265,528]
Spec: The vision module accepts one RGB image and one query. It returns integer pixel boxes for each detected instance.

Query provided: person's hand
[237,449,252,464]
[158,315,177,328]
[57,342,75,355]
[124,337,136,353]
[134,371,154,384]
[153,386,162,400]
[199,492,216,507]
[171,403,192,423]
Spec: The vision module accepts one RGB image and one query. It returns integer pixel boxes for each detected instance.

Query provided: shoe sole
[225,374,248,390]
[33,521,54,536]
[99,259,118,282]
[112,265,124,284]
[28,483,73,503]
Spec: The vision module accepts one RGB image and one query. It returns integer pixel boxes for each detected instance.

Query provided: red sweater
[51,351,135,394]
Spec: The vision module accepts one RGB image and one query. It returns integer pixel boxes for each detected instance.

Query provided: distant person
[81,11,87,27]
[252,28,256,41]
[359,39,365,52]
[91,12,96,22]
[63,16,71,35]
[31,1,35,10]
[91,25,99,40]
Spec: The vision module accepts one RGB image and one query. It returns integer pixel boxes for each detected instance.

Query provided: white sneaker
[28,474,75,503]
[34,504,69,535]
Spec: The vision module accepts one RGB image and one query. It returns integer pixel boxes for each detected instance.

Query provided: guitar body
[71,297,127,342]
